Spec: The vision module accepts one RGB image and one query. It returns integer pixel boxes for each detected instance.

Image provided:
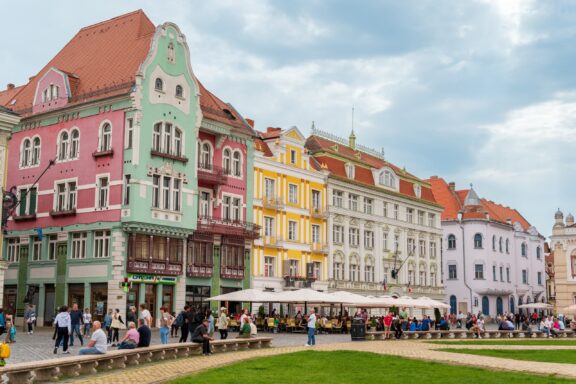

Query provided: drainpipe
[459,213,473,313]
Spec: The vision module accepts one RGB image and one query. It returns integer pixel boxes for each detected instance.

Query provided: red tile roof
[306,135,437,204]
[254,136,274,157]
[427,176,532,231]
[0,85,24,108]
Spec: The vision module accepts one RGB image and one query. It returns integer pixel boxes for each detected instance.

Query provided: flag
[36,227,43,241]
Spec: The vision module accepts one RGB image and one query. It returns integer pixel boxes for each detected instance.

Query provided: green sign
[128,274,177,285]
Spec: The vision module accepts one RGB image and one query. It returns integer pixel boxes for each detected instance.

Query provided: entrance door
[458,302,468,314]
[510,297,515,314]
[126,284,140,314]
[162,285,174,314]
[144,284,156,321]
[496,297,503,315]
[44,285,55,326]
[3,286,17,317]
[68,284,84,309]
[449,295,457,315]
[91,283,108,321]
[482,296,489,316]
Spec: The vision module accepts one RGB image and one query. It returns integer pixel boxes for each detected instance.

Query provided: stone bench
[365,328,576,341]
[0,337,272,383]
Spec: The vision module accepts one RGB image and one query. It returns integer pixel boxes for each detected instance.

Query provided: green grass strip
[442,348,576,364]
[429,340,576,346]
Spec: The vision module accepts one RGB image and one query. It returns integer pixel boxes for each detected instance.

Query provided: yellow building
[252,127,329,292]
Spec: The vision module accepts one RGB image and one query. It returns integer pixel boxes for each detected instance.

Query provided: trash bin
[350,317,366,341]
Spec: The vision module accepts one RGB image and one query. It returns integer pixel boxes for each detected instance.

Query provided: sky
[2,0,576,237]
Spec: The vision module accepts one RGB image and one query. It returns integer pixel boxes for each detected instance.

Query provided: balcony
[186,264,213,278]
[221,266,245,280]
[262,236,284,249]
[49,209,76,218]
[311,242,328,254]
[13,213,37,222]
[310,207,328,219]
[197,163,228,186]
[196,216,261,239]
[127,259,183,276]
[151,149,189,164]
[92,148,114,158]
[262,196,284,210]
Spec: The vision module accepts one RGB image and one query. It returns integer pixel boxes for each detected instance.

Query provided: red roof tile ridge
[78,9,147,32]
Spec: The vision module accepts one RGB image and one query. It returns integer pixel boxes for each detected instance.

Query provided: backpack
[0,343,10,359]
[175,313,184,327]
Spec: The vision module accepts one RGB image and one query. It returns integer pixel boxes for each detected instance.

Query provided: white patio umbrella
[562,304,576,312]
[207,288,278,303]
[273,288,344,304]
[330,291,375,305]
[416,297,451,309]
[517,302,553,310]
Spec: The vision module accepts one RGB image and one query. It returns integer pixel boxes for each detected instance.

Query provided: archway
[482,296,489,316]
[496,297,503,315]
[450,295,457,315]
[509,296,515,314]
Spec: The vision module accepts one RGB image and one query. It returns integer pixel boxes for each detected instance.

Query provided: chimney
[29,76,35,81]
[349,130,356,149]
[448,182,455,191]
[245,118,254,128]
[6,83,14,90]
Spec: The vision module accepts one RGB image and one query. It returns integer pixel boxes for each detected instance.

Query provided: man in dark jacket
[191,319,213,355]
[187,306,202,342]
[137,318,151,348]
[179,305,190,343]
[69,304,84,346]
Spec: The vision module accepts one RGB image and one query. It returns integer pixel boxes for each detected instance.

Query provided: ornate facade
[549,210,576,313]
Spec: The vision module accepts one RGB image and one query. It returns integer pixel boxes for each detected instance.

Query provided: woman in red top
[383,312,393,340]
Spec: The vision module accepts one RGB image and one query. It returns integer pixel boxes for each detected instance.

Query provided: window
[349,263,359,281]
[333,190,343,207]
[506,267,510,282]
[419,270,426,285]
[428,213,435,227]
[312,224,320,244]
[21,138,33,167]
[474,264,484,279]
[345,163,355,179]
[288,221,297,241]
[364,198,373,214]
[430,270,436,287]
[264,217,274,237]
[199,191,211,218]
[349,228,359,246]
[383,202,388,218]
[500,266,503,282]
[537,271,542,285]
[222,196,231,220]
[521,242,527,257]
[31,236,41,261]
[536,246,541,259]
[522,269,528,284]
[68,129,79,159]
[365,265,375,282]
[311,190,321,210]
[448,264,457,279]
[94,230,110,258]
[48,235,57,260]
[312,262,321,279]
[394,204,399,220]
[333,225,344,243]
[364,231,374,249]
[123,175,131,205]
[408,269,415,284]
[264,178,275,198]
[474,233,483,248]
[153,124,161,152]
[419,239,426,257]
[407,238,415,255]
[152,123,183,157]
[414,184,421,198]
[58,131,69,161]
[232,197,241,221]
[499,237,503,253]
[406,208,414,223]
[175,85,183,98]
[30,137,41,165]
[506,239,510,254]
[223,149,232,175]
[492,235,496,251]
[7,238,20,263]
[97,176,109,209]
[174,129,182,157]
[492,265,497,281]
[288,259,299,276]
[348,194,358,211]
[264,256,275,277]
[418,210,425,225]
[383,231,389,250]
[155,78,163,91]
[151,175,181,211]
[163,124,172,154]
[232,151,242,177]
[429,241,437,258]
[288,184,298,204]
[379,170,395,187]
[394,234,400,252]
[50,84,59,100]
[71,232,87,259]
[290,150,296,164]
[18,187,37,216]
[54,181,76,212]
[333,262,343,280]
[99,123,112,152]
[126,118,133,149]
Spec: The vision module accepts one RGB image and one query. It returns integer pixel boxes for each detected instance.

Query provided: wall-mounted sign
[57,232,68,242]
[128,274,177,285]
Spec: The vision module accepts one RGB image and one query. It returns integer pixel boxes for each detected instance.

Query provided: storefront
[126,274,178,322]
[91,283,108,321]
[185,285,211,311]
[2,285,17,317]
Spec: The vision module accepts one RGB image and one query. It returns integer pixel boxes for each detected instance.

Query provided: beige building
[550,209,576,314]
[0,106,19,307]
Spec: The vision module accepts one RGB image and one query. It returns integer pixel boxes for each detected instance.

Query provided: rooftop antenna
[351,105,355,133]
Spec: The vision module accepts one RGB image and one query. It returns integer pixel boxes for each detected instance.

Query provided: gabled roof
[305,134,436,204]
[0,85,24,107]
[1,10,156,115]
[427,176,532,231]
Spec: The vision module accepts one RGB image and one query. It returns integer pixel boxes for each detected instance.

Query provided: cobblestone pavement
[63,339,576,384]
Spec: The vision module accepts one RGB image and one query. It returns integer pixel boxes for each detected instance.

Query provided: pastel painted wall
[32,68,71,114]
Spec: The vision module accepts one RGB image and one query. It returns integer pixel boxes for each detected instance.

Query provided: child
[83,308,92,337]
[5,320,15,343]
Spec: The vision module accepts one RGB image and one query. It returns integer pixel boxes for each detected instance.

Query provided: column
[156,283,163,326]
[343,218,350,280]
[37,283,46,326]
[138,283,146,309]
[16,244,30,323]
[55,241,68,308]
[211,238,221,312]
[0,260,7,308]
[174,239,186,313]
[84,282,91,312]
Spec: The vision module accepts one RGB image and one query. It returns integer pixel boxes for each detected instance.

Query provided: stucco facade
[549,210,576,314]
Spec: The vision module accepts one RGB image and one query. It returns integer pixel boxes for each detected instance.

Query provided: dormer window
[155,78,164,92]
[379,169,396,188]
[345,163,355,179]
[50,84,59,100]
[175,85,183,98]
[42,89,49,103]
[413,184,421,198]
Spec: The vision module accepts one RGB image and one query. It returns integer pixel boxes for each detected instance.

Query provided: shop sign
[128,274,177,285]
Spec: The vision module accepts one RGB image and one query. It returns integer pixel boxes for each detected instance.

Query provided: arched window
[506,239,510,254]
[174,128,182,156]
[496,297,503,315]
[482,296,489,316]
[21,138,31,167]
[58,131,69,161]
[499,237,503,253]
[509,296,515,314]
[473,233,483,249]
[31,137,41,165]
[153,123,161,151]
[99,123,112,152]
[163,123,172,154]
[449,295,457,315]
[70,129,79,158]
[201,143,211,169]
[521,242,527,257]
[175,85,183,98]
[223,148,231,174]
[155,78,163,91]
[379,170,395,188]
[492,235,496,251]
[232,151,242,177]
[447,234,456,250]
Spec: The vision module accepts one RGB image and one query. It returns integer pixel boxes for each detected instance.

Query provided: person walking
[191,319,213,356]
[24,304,36,335]
[139,304,152,327]
[83,308,92,337]
[69,304,84,347]
[78,321,107,355]
[110,308,124,346]
[178,305,190,343]
[305,309,316,346]
[217,307,229,340]
[170,311,179,338]
[103,309,113,344]
[126,306,137,325]
[53,306,71,354]
[159,307,174,345]
[206,309,214,337]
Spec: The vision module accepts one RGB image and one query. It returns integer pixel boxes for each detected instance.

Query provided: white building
[429,177,546,317]
[305,129,444,301]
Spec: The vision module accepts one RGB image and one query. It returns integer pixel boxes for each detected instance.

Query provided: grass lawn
[168,351,573,384]
[443,348,576,364]
[429,340,576,346]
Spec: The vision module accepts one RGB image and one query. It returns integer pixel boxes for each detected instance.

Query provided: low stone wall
[365,329,575,340]
[0,337,272,383]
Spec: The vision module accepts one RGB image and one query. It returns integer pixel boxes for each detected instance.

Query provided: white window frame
[7,238,20,263]
[288,220,298,241]
[58,130,70,161]
[348,194,358,211]
[96,174,110,209]
[349,228,359,246]
[264,178,275,199]
[364,230,374,249]
[54,179,77,212]
[94,230,111,258]
[290,149,296,164]
[332,190,343,207]
[48,235,57,261]
[264,216,274,237]
[151,175,182,212]
[223,148,232,175]
[199,140,213,169]
[125,118,134,149]
[198,189,212,218]
[312,224,320,244]
[232,150,242,177]
[448,264,457,280]
[71,232,87,259]
[98,121,112,152]
[31,236,42,261]
[311,189,321,210]
[288,184,298,204]
[364,197,373,214]
[333,225,344,244]
[264,256,275,277]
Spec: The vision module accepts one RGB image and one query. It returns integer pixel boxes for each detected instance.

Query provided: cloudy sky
[2,0,575,237]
